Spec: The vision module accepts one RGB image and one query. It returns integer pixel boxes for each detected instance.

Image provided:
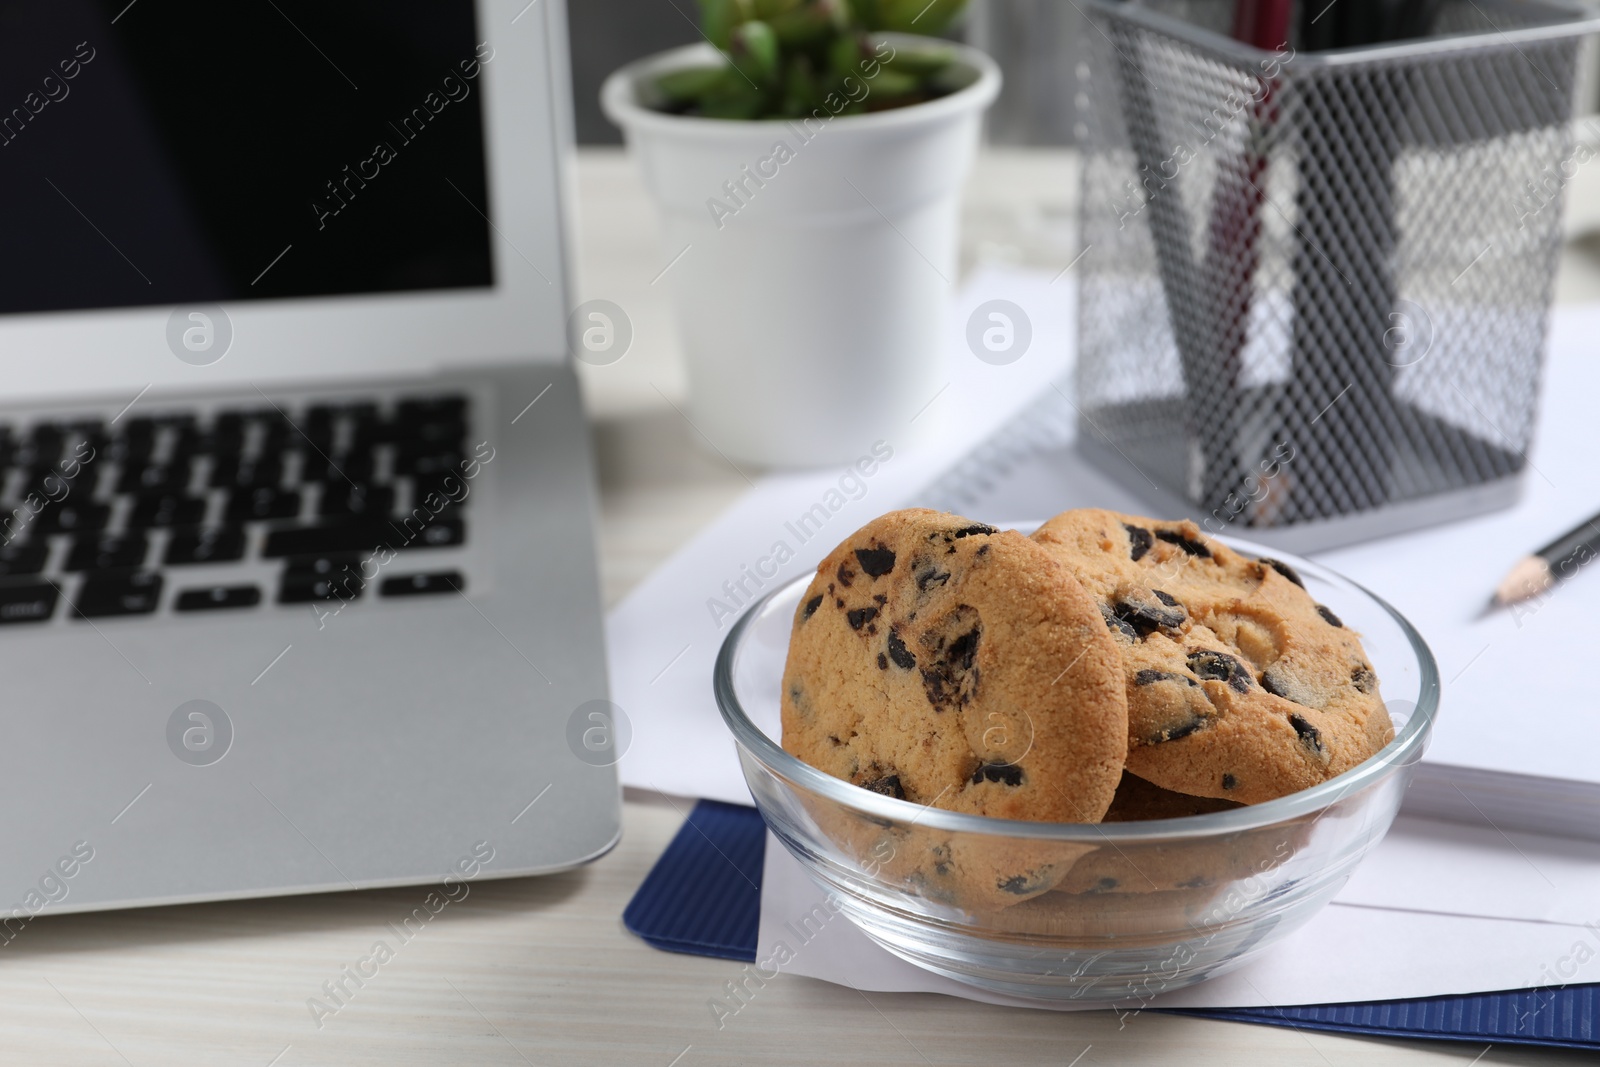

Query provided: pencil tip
[1492,556,1553,610]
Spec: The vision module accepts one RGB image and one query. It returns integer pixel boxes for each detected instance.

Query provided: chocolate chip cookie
[781,509,1129,825]
[1032,509,1392,804]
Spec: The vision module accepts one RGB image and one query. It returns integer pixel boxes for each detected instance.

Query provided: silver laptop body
[0,0,619,915]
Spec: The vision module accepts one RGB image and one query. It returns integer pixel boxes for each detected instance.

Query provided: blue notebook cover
[624,800,1600,1050]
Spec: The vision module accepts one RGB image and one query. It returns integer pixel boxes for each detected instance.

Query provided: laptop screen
[0,0,494,317]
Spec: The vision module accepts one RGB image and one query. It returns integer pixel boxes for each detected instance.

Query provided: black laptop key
[263,522,386,557]
[75,429,110,462]
[279,559,364,603]
[165,525,246,565]
[264,516,463,557]
[210,412,248,455]
[303,451,375,484]
[410,469,475,504]
[399,417,467,448]
[381,571,462,597]
[0,542,48,577]
[211,454,282,490]
[129,493,207,528]
[34,502,110,533]
[21,464,98,499]
[260,416,292,453]
[397,396,467,423]
[15,425,64,469]
[175,585,261,611]
[0,580,57,624]
[119,417,158,444]
[393,447,464,477]
[319,483,394,518]
[303,423,336,455]
[352,420,396,450]
[226,487,301,522]
[167,424,203,461]
[287,552,362,575]
[404,514,466,549]
[109,429,156,467]
[66,533,148,572]
[75,570,162,617]
[118,460,192,495]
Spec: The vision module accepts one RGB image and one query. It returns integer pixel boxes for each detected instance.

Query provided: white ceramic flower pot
[602,36,1001,468]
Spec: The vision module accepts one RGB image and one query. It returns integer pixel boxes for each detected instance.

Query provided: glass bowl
[713,537,1438,1003]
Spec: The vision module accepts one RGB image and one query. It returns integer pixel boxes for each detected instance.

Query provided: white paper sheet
[757,827,1600,1011]
[1336,815,1600,927]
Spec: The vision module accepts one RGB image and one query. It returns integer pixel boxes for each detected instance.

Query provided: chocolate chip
[1162,716,1208,741]
[970,762,1024,786]
[1260,669,1293,700]
[846,606,879,630]
[1100,603,1139,641]
[1187,649,1252,692]
[827,734,843,746]
[886,627,916,669]
[877,653,888,670]
[952,523,997,539]
[946,629,979,670]
[1316,604,1343,628]
[1124,523,1153,561]
[1351,665,1376,693]
[873,594,887,605]
[854,546,896,578]
[802,594,822,620]
[975,543,990,557]
[997,870,1052,896]
[1156,528,1212,558]
[1152,589,1180,607]
[1134,669,1196,686]
[1143,711,1211,744]
[1093,877,1120,892]
[859,774,906,800]
[919,606,982,710]
[1221,773,1237,790]
[1112,596,1186,637]
[1260,557,1305,588]
[1289,713,1327,759]
[915,565,950,592]
[836,562,855,587]
[834,598,844,608]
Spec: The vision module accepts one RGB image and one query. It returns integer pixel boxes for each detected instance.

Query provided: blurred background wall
[568,0,1597,147]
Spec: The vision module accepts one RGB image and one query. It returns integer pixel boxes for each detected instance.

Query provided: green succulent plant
[652,0,969,120]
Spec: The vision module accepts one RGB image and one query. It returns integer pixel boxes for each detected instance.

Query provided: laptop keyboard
[0,393,473,623]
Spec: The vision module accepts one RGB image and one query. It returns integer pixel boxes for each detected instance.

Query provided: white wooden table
[3,149,1595,1066]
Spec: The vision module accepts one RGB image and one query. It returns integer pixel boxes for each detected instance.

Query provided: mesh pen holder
[1075,0,1599,552]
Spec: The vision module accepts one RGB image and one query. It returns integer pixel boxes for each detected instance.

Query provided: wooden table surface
[4,149,1596,1065]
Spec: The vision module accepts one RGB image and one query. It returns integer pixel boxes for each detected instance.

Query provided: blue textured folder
[624,800,1600,1050]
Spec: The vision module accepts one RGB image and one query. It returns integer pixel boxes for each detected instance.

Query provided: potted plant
[601,0,1000,468]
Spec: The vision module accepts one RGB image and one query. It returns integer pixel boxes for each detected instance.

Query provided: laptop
[0,0,620,915]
